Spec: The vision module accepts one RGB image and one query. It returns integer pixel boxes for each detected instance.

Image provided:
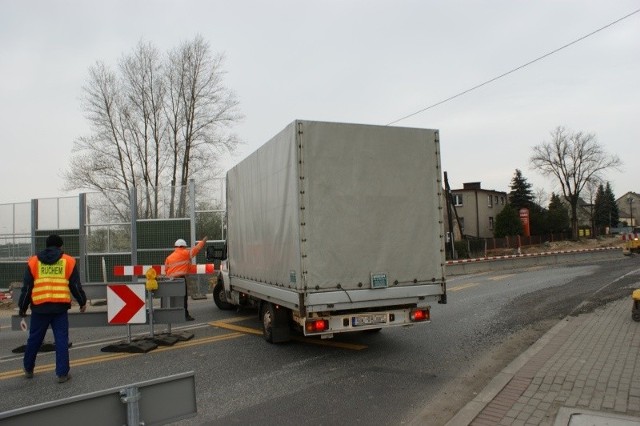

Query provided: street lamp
[629,196,635,228]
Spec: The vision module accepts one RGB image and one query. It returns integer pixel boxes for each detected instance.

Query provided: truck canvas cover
[227,120,444,299]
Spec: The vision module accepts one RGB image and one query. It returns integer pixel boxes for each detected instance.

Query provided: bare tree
[65,36,242,219]
[530,126,622,239]
[65,61,136,221]
[120,40,166,218]
[165,36,242,216]
[533,187,548,209]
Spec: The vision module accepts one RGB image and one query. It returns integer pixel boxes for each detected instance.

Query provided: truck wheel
[633,311,640,322]
[262,304,275,343]
[213,280,234,310]
[261,303,291,344]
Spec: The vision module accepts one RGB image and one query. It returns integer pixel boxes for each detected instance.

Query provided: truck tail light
[410,308,430,322]
[305,319,329,333]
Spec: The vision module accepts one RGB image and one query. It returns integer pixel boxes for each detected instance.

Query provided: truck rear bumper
[294,306,431,337]
[304,284,444,312]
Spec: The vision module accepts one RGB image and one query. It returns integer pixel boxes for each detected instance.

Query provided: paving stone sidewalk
[448,298,640,426]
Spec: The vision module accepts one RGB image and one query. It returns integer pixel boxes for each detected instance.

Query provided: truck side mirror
[206,241,227,261]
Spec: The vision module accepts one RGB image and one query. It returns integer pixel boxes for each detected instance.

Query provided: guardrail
[0,371,197,425]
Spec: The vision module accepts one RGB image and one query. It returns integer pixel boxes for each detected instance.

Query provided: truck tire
[213,280,234,310]
[261,303,291,343]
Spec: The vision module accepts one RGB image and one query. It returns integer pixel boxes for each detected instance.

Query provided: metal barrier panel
[11,279,187,330]
[0,372,196,426]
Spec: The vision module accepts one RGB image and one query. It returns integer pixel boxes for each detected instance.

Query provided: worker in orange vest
[18,234,87,383]
[165,236,207,321]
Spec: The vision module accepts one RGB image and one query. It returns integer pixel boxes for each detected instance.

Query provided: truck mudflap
[295,306,431,338]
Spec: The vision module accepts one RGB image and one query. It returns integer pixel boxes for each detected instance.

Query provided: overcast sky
[1,0,639,205]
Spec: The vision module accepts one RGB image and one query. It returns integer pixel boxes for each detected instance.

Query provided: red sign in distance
[107,284,146,324]
[519,208,531,237]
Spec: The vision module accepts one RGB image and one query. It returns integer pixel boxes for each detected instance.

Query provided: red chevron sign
[107,284,146,324]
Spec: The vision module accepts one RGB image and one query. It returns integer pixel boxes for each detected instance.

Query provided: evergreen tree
[605,183,619,227]
[594,182,619,232]
[547,193,570,234]
[494,203,524,237]
[593,184,607,233]
[508,169,548,235]
[529,202,549,235]
[508,169,534,209]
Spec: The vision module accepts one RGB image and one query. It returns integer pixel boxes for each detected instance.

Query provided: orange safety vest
[28,254,75,305]
[165,240,205,278]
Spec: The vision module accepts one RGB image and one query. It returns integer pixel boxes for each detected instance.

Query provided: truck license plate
[352,314,387,327]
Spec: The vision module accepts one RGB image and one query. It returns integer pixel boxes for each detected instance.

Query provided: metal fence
[0,180,225,289]
[449,232,573,259]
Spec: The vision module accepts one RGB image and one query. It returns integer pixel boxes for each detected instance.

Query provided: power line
[386,8,640,126]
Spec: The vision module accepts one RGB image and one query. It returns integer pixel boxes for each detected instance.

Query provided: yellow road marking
[211,320,367,350]
[489,274,515,281]
[218,315,255,324]
[449,282,479,292]
[0,332,245,381]
[210,320,261,335]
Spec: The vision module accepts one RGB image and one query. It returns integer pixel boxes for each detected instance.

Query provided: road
[1,254,639,425]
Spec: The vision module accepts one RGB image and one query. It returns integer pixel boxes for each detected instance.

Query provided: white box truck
[209,120,446,342]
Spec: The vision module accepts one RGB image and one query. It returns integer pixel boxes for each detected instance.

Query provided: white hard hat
[174,239,187,247]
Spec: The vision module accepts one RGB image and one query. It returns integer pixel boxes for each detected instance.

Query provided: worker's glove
[18,310,26,318]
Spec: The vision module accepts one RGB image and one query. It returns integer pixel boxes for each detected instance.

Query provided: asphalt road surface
[1,254,639,425]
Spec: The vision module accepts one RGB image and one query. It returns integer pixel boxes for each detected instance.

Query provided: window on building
[489,216,494,230]
[488,195,493,207]
[500,196,505,205]
[495,195,499,204]
[453,194,463,206]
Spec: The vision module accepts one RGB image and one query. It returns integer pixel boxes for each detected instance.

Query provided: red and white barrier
[113,264,215,276]
[446,246,620,266]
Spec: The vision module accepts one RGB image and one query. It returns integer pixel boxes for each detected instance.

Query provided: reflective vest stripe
[28,257,73,305]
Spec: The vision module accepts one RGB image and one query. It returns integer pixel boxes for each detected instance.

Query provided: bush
[454,241,470,259]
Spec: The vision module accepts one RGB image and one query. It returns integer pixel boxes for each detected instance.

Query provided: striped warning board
[113,264,215,276]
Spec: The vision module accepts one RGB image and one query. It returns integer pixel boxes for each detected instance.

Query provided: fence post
[128,188,138,344]
[130,188,138,268]
[79,193,87,283]
[120,386,141,426]
[189,179,196,253]
[30,199,37,254]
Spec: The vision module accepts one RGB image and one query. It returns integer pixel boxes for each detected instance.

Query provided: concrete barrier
[446,247,624,276]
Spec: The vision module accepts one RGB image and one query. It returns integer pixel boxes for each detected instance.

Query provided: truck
[209,120,447,343]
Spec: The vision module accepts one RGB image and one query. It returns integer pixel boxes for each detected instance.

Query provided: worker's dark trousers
[24,311,70,377]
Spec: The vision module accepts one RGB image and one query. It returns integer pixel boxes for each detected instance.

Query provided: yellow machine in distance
[623,234,640,255]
